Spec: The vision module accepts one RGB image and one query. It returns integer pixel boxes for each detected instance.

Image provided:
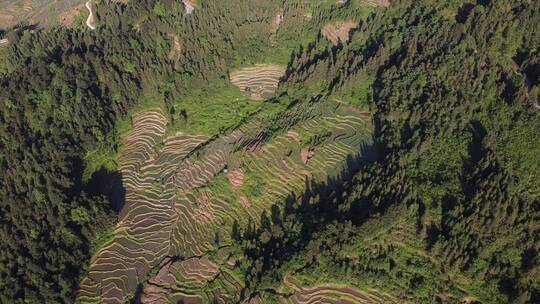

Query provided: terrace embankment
[280,283,397,304]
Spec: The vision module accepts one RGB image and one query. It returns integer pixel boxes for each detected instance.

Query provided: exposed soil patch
[227,169,245,187]
[271,9,284,33]
[239,195,251,208]
[58,3,84,27]
[182,0,196,14]
[300,147,315,164]
[270,8,284,47]
[364,0,391,7]
[168,34,182,61]
[322,21,358,45]
[462,296,480,304]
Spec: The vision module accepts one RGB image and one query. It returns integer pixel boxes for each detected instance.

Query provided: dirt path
[364,0,391,7]
[85,0,96,30]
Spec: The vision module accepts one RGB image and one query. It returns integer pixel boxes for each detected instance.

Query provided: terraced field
[229,64,286,100]
[0,0,84,29]
[78,110,211,303]
[77,98,372,303]
[280,284,396,304]
[277,276,396,304]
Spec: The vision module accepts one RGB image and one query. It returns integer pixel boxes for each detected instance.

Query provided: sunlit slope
[0,0,85,29]
[77,98,372,303]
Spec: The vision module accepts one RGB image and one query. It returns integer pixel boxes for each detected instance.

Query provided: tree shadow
[235,145,385,295]
[86,167,126,212]
[456,3,475,24]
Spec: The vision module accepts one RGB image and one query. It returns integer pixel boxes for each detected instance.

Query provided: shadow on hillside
[235,142,384,298]
[86,167,126,213]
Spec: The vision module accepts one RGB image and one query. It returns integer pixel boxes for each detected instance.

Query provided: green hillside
[0,0,538,303]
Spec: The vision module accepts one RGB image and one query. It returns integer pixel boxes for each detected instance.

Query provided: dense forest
[0,0,538,303]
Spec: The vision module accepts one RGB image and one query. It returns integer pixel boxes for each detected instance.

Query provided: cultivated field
[77,98,373,303]
[0,0,85,29]
[229,64,286,100]
[280,284,396,304]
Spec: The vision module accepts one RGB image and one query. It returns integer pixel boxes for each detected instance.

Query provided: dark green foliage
[0,0,538,303]
[0,1,348,302]
[0,2,175,302]
[238,0,540,303]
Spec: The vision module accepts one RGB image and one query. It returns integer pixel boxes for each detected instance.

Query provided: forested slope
[0,0,86,29]
[0,8,174,302]
[243,0,540,303]
[0,0,373,302]
[0,0,538,303]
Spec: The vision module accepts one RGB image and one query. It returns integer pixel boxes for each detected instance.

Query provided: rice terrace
[0,0,539,304]
[74,2,380,302]
[78,96,373,303]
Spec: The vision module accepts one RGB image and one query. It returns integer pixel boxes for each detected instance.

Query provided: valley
[0,1,538,304]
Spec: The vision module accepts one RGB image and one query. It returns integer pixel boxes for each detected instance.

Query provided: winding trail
[85,0,96,30]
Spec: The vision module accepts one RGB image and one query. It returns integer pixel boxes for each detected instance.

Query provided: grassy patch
[334,74,375,110]
[243,170,266,201]
[169,80,263,136]
[90,223,116,256]
[243,169,266,200]
[206,174,235,198]
[82,146,117,182]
